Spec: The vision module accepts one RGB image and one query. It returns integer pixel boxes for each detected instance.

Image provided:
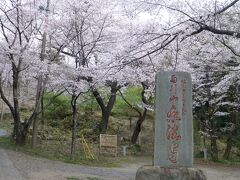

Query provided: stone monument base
[136,166,206,180]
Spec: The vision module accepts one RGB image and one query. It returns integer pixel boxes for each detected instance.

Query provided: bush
[128,144,142,155]
[43,93,72,127]
[36,126,71,141]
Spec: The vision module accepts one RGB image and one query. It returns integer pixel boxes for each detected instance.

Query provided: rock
[136,166,207,180]
[0,129,8,137]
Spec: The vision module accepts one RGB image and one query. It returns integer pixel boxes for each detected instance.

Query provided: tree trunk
[12,65,26,145]
[70,94,77,159]
[210,137,218,161]
[15,122,28,145]
[131,83,149,144]
[223,135,233,160]
[131,109,147,144]
[91,81,120,134]
[40,90,45,125]
[31,0,50,148]
[101,109,110,134]
[0,98,4,121]
[31,117,38,147]
[16,132,26,145]
[1,64,43,145]
[31,77,44,148]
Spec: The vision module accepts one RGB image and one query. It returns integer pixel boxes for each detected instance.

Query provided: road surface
[1,129,240,180]
[0,129,23,180]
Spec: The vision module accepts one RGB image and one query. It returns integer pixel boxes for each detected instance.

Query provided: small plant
[86,177,103,180]
[128,144,141,155]
[66,177,80,180]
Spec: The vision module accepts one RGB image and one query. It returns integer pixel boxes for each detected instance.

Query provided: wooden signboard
[100,134,118,156]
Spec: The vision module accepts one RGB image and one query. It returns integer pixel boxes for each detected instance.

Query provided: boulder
[136,166,207,180]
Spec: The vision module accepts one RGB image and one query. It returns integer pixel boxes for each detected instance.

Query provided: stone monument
[154,71,193,166]
[136,71,206,180]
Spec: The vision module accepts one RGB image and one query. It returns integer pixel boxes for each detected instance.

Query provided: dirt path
[0,149,24,180]
[7,150,135,180]
[5,149,240,180]
[0,129,23,180]
[197,165,240,180]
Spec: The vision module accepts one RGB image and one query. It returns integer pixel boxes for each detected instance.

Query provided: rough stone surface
[136,166,207,180]
[154,71,193,167]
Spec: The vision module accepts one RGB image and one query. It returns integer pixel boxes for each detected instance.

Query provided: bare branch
[118,90,142,116]
[0,74,15,116]
[183,24,240,41]
[0,18,10,44]
[0,7,18,29]
[114,34,178,68]
[216,38,240,57]
[214,0,240,16]
[174,36,179,70]
[147,52,157,73]
[143,1,196,21]
[204,25,240,38]
[85,16,107,60]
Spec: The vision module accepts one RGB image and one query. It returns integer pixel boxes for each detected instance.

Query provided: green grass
[0,136,121,168]
[0,113,13,132]
[0,136,16,149]
[217,159,240,166]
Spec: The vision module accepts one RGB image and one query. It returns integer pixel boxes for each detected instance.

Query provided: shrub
[43,93,71,127]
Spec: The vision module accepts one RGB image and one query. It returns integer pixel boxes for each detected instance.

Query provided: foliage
[43,93,72,127]
[0,113,12,131]
[128,144,142,155]
[112,86,142,117]
[33,126,71,141]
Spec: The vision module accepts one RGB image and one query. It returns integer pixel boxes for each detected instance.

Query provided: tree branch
[214,0,240,16]
[91,87,106,111]
[118,90,142,116]
[216,38,240,57]
[0,74,15,116]
[109,34,179,69]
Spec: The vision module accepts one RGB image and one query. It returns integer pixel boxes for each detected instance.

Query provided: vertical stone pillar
[154,71,193,167]
[136,71,206,180]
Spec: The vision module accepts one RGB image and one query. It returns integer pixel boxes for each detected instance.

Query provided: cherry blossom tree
[0,0,47,144]
[119,0,240,156]
[49,0,129,134]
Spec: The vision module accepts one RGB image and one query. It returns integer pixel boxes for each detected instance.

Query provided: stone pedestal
[136,166,206,180]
